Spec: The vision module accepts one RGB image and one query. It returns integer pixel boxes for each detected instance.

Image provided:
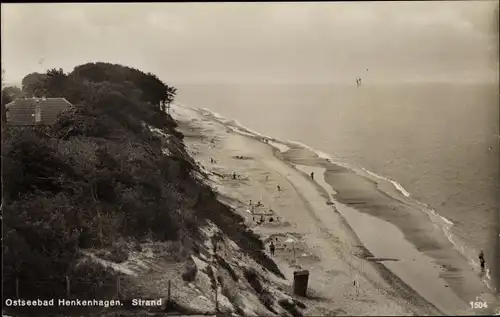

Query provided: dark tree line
[14,62,176,111]
[2,62,185,306]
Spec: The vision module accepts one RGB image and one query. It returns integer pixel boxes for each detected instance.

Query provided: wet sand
[286,151,497,314]
[171,104,497,316]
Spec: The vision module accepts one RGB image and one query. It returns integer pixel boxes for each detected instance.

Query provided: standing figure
[479,250,485,271]
[310,172,314,180]
[270,241,276,256]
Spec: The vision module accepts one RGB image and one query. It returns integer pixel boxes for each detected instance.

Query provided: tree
[3,86,23,99]
[44,68,68,97]
[1,86,24,118]
[1,69,7,124]
[22,72,48,97]
[165,86,177,113]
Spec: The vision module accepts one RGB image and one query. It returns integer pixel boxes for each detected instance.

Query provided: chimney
[35,104,41,123]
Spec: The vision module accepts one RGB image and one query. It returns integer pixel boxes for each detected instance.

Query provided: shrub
[181,258,198,282]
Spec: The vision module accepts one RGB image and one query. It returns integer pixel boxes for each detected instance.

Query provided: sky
[1,1,499,85]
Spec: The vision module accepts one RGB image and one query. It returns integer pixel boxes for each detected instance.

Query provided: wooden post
[116,276,121,297]
[167,280,171,303]
[66,276,70,298]
[215,283,219,313]
[98,209,103,247]
[15,277,19,298]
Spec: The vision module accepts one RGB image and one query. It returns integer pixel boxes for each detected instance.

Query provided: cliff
[2,63,302,316]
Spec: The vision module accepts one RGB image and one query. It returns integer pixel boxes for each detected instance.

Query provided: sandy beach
[171,103,498,316]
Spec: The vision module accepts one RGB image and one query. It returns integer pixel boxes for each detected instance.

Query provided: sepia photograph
[1,1,499,316]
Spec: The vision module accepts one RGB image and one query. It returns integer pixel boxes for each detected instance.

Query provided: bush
[2,194,81,299]
[70,260,116,299]
[278,298,303,317]
[99,244,129,264]
[181,258,198,282]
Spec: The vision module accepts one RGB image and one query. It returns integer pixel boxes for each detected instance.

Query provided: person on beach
[270,241,276,256]
[310,172,314,180]
[265,175,269,181]
[233,172,237,180]
[479,250,485,271]
[277,185,281,191]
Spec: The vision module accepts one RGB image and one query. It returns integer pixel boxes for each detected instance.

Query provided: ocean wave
[199,108,226,121]
[361,168,412,198]
[228,119,272,140]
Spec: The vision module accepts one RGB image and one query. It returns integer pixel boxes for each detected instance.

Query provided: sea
[176,82,499,294]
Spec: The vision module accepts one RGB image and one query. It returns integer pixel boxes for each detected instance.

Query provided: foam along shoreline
[195,105,496,282]
[294,165,469,314]
[176,104,498,314]
[284,151,497,314]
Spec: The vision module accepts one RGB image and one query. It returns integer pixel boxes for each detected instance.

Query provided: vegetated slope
[2,63,284,315]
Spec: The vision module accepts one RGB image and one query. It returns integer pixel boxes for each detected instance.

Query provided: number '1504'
[469,301,488,309]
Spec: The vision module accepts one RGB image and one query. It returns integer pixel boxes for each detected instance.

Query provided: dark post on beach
[293,270,310,297]
[479,250,485,271]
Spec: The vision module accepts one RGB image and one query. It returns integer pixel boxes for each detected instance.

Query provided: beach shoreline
[171,103,498,315]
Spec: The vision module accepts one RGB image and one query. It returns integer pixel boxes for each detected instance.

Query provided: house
[5,97,74,126]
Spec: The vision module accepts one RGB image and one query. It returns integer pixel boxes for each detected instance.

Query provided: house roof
[6,97,74,126]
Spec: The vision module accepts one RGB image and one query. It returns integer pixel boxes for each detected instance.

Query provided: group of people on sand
[249,199,264,208]
[249,200,280,225]
[209,157,244,181]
